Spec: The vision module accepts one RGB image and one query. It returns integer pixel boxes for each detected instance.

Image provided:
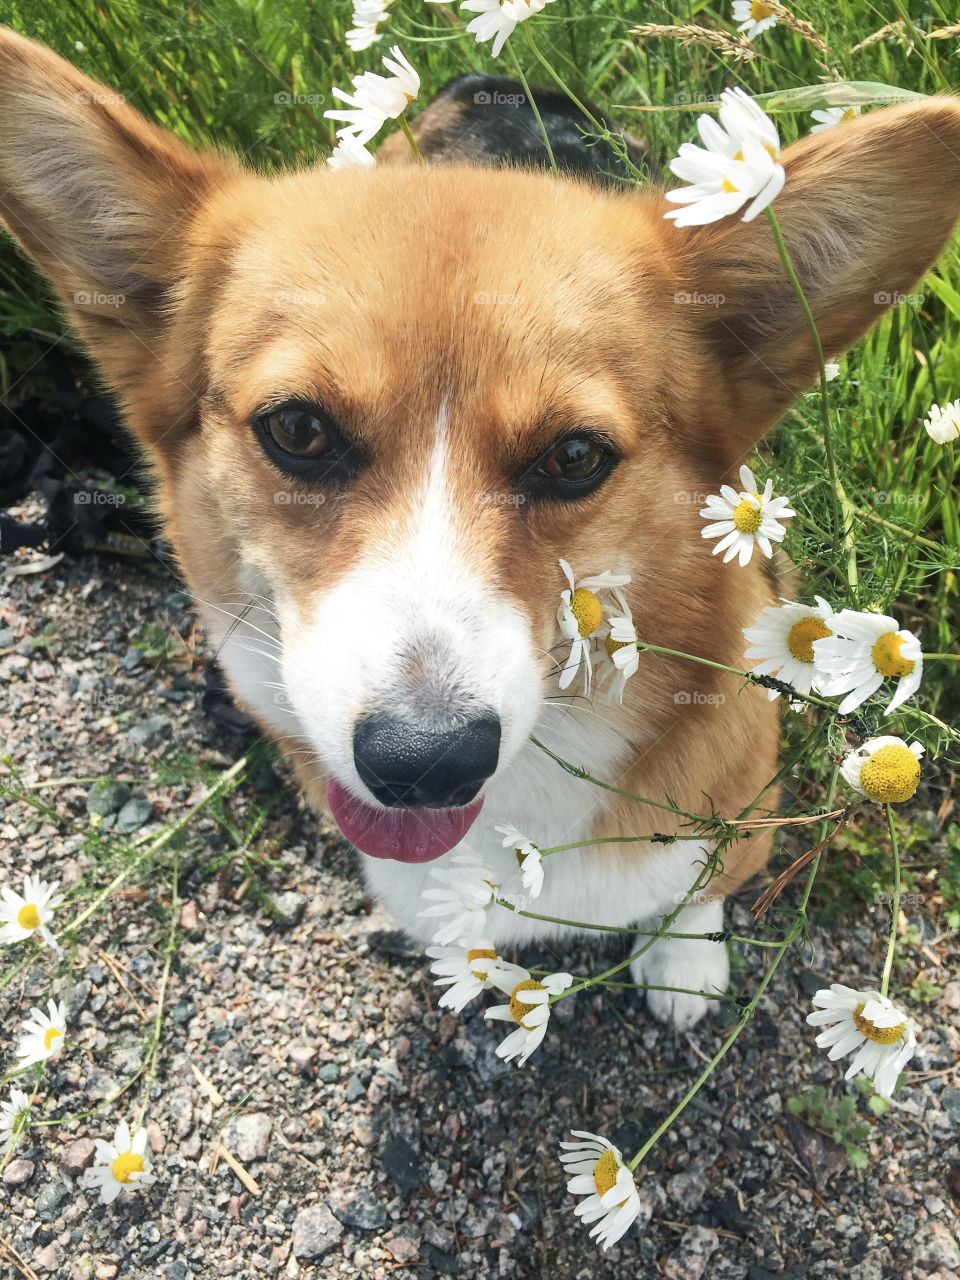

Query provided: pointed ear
[668,99,960,454]
[0,27,235,410]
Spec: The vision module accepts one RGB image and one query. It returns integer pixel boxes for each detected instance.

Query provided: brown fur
[1,28,959,899]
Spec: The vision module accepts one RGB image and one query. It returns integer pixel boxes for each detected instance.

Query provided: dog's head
[2,28,959,860]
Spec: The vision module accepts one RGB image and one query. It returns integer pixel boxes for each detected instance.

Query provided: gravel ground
[1,547,958,1280]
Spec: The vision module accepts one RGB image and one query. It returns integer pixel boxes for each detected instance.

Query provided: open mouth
[327,778,484,863]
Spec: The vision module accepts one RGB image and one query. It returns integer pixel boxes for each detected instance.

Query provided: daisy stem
[398,115,425,164]
[506,43,558,176]
[523,24,647,184]
[134,860,180,1130]
[763,206,850,586]
[55,755,247,942]
[879,806,901,999]
[530,735,717,825]
[623,766,837,1173]
[494,896,783,945]
[631,640,838,713]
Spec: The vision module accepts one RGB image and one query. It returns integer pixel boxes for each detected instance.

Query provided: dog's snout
[353,710,501,809]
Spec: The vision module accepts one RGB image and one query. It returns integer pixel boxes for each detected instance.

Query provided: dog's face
[1,28,959,861]
[176,167,709,856]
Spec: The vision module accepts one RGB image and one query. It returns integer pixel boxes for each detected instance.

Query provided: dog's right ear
[0,28,235,422]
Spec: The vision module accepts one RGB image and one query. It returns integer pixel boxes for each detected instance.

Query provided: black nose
[353,711,501,809]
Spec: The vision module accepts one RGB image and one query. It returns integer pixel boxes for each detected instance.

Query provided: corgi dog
[1,29,959,1029]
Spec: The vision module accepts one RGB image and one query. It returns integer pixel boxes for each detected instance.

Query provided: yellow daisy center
[750,0,774,16]
[722,175,740,194]
[570,588,603,638]
[871,632,916,679]
[43,1027,62,1052]
[508,979,545,1028]
[593,1149,620,1196]
[466,947,497,971]
[605,635,628,661]
[17,903,40,930]
[841,107,858,123]
[853,1001,907,1045]
[111,1152,144,1184]
[732,498,763,535]
[858,744,921,804]
[787,616,831,663]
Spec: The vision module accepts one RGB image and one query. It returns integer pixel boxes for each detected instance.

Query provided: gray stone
[224,1111,272,1162]
[2,1157,35,1186]
[382,1135,422,1194]
[328,1187,388,1231]
[86,780,132,817]
[662,1226,720,1280]
[912,1221,960,1270]
[940,1087,960,1124]
[317,1062,339,1084]
[288,1044,317,1072]
[667,1164,711,1212]
[271,890,307,926]
[126,714,172,749]
[163,1263,188,1280]
[345,1073,365,1101]
[35,1178,70,1220]
[291,1204,343,1260]
[0,628,14,648]
[59,1138,96,1175]
[115,796,153,832]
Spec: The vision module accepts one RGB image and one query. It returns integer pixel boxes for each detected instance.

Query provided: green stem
[54,756,247,942]
[494,896,783,946]
[398,114,425,164]
[764,206,851,587]
[134,862,180,1130]
[506,43,557,175]
[626,766,838,1172]
[879,806,901,998]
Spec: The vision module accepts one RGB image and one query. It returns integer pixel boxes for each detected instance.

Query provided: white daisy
[485,965,572,1066]
[556,560,631,693]
[0,874,63,949]
[84,1120,155,1205]
[824,361,840,381]
[664,87,785,227]
[840,736,924,805]
[496,823,544,899]
[600,589,640,704]
[699,463,795,566]
[324,45,420,146]
[327,135,376,170]
[810,105,862,134]
[346,0,392,50]
[425,938,500,1013]
[732,0,778,41]
[16,998,67,1068]
[558,1130,643,1251]
[923,398,960,444]
[806,985,917,1098]
[742,596,834,700]
[418,851,498,945]
[813,609,923,714]
[460,0,554,60]
[0,1087,32,1147]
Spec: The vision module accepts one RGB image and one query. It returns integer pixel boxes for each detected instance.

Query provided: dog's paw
[631,939,729,1031]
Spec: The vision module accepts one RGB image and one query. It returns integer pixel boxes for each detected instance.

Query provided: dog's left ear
[667,99,960,456]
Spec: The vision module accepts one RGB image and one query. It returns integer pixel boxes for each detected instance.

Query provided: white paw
[631,939,729,1031]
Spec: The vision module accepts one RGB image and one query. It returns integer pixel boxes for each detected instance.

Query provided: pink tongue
[327,779,483,863]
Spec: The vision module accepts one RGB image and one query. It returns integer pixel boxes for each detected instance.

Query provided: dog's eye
[520,433,618,499]
[259,405,333,458]
[253,401,358,482]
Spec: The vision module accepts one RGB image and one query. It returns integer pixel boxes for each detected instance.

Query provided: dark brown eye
[260,406,332,458]
[518,432,618,501]
[252,400,360,484]
[538,436,609,483]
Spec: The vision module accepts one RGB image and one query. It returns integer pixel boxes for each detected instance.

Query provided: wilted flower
[559,1130,644,1250]
[807,985,917,1098]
